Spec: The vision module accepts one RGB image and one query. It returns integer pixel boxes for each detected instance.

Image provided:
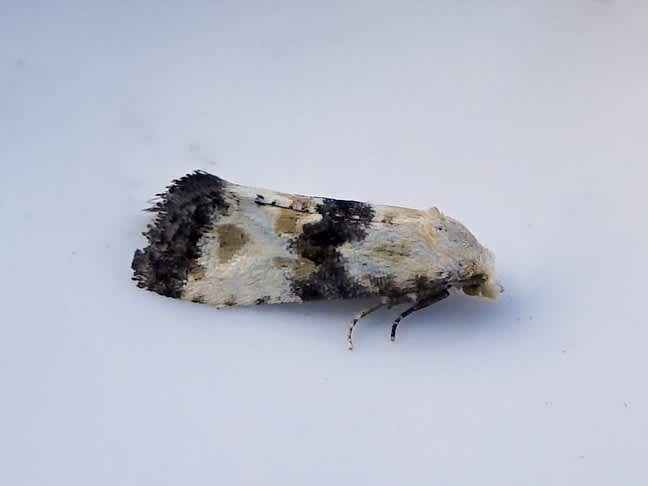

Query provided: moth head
[457,248,501,299]
[427,209,501,300]
[460,260,502,299]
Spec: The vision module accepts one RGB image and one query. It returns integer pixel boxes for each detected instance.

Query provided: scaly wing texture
[132,172,482,307]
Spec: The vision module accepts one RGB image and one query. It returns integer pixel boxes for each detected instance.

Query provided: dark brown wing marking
[132,171,228,297]
[290,198,376,300]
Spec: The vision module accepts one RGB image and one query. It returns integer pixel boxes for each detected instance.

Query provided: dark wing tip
[131,171,228,298]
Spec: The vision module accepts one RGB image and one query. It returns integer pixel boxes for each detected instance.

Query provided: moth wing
[133,173,332,306]
[133,172,434,307]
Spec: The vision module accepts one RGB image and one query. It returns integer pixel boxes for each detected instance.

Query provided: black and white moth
[132,171,500,349]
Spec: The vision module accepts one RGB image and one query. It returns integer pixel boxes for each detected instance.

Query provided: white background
[2,2,647,485]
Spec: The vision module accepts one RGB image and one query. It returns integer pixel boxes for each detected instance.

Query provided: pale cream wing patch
[182,185,323,306]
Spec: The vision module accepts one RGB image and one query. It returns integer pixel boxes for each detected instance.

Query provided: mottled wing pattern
[132,171,488,308]
[132,172,380,306]
[132,172,228,298]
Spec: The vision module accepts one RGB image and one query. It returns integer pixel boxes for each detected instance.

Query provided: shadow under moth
[132,171,500,349]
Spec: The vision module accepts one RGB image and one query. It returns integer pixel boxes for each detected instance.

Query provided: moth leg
[347,302,384,350]
[390,290,450,342]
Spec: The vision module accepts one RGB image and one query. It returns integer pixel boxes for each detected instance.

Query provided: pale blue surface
[2,2,647,485]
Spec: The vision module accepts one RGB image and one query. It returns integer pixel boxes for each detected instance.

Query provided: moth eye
[463,284,481,296]
[436,225,446,232]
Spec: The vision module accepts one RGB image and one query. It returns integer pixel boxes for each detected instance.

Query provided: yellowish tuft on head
[474,248,501,299]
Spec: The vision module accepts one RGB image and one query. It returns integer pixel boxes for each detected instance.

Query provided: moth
[132,171,500,349]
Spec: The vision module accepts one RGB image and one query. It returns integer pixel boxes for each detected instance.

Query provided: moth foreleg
[390,290,450,342]
[347,302,385,350]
